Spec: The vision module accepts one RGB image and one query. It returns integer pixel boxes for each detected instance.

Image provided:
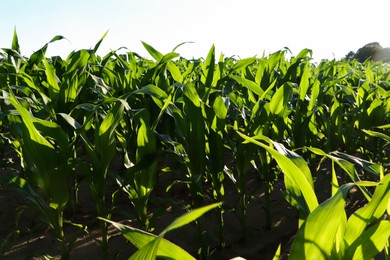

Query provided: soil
[0,147,370,260]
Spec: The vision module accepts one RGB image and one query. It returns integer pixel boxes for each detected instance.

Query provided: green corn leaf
[17,72,45,94]
[259,78,277,101]
[298,63,310,101]
[331,151,381,176]
[129,237,162,260]
[98,101,124,139]
[331,161,339,196]
[355,181,379,187]
[133,84,168,100]
[29,44,49,67]
[8,93,53,150]
[183,82,201,107]
[183,84,206,198]
[172,41,194,52]
[362,129,390,143]
[273,141,313,188]
[160,202,222,235]
[345,220,390,259]
[93,30,109,53]
[134,112,157,201]
[344,173,390,246]
[308,147,372,199]
[48,35,66,44]
[141,41,163,61]
[100,219,195,260]
[167,61,183,82]
[159,52,179,64]
[269,82,293,116]
[308,79,320,111]
[44,58,60,98]
[270,139,314,223]
[1,48,24,63]
[29,36,65,67]
[230,75,263,96]
[231,57,257,72]
[289,184,354,260]
[291,48,312,63]
[213,96,228,120]
[12,27,20,53]
[203,44,215,88]
[66,49,90,73]
[32,117,69,152]
[272,244,282,260]
[376,124,390,129]
[101,203,221,259]
[238,132,318,212]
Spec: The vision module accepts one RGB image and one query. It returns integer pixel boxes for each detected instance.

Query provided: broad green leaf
[12,27,20,53]
[48,35,66,44]
[332,151,380,176]
[238,132,318,212]
[93,30,109,53]
[101,219,195,260]
[272,243,281,260]
[292,48,312,61]
[273,141,313,188]
[289,184,354,260]
[298,63,310,101]
[345,220,390,259]
[8,93,53,150]
[142,41,163,61]
[133,84,168,99]
[159,52,179,64]
[362,129,390,143]
[129,237,161,260]
[161,202,222,235]
[167,61,183,82]
[183,82,201,107]
[308,147,372,200]
[308,79,320,111]
[269,82,293,116]
[44,58,60,96]
[231,57,256,72]
[98,101,124,138]
[29,35,65,67]
[203,44,215,88]
[259,78,277,100]
[355,181,379,187]
[230,75,263,96]
[213,96,228,120]
[331,161,339,196]
[66,50,90,73]
[344,174,390,246]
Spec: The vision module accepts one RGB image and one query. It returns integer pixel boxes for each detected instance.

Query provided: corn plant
[3,31,390,259]
[60,98,127,259]
[5,92,77,258]
[239,132,390,259]
[101,202,222,260]
[289,174,390,259]
[118,109,158,231]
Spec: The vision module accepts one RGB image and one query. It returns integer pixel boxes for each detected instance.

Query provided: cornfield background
[0,31,390,259]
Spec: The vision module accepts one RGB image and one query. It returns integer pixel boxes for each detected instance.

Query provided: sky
[1,0,389,62]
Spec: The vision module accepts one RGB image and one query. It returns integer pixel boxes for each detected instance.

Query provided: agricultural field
[1,31,390,259]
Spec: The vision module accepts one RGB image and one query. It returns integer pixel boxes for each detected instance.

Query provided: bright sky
[1,0,389,61]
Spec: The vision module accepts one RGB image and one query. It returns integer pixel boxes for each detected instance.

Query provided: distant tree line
[345,42,390,62]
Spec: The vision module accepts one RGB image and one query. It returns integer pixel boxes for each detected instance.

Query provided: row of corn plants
[0,30,389,259]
